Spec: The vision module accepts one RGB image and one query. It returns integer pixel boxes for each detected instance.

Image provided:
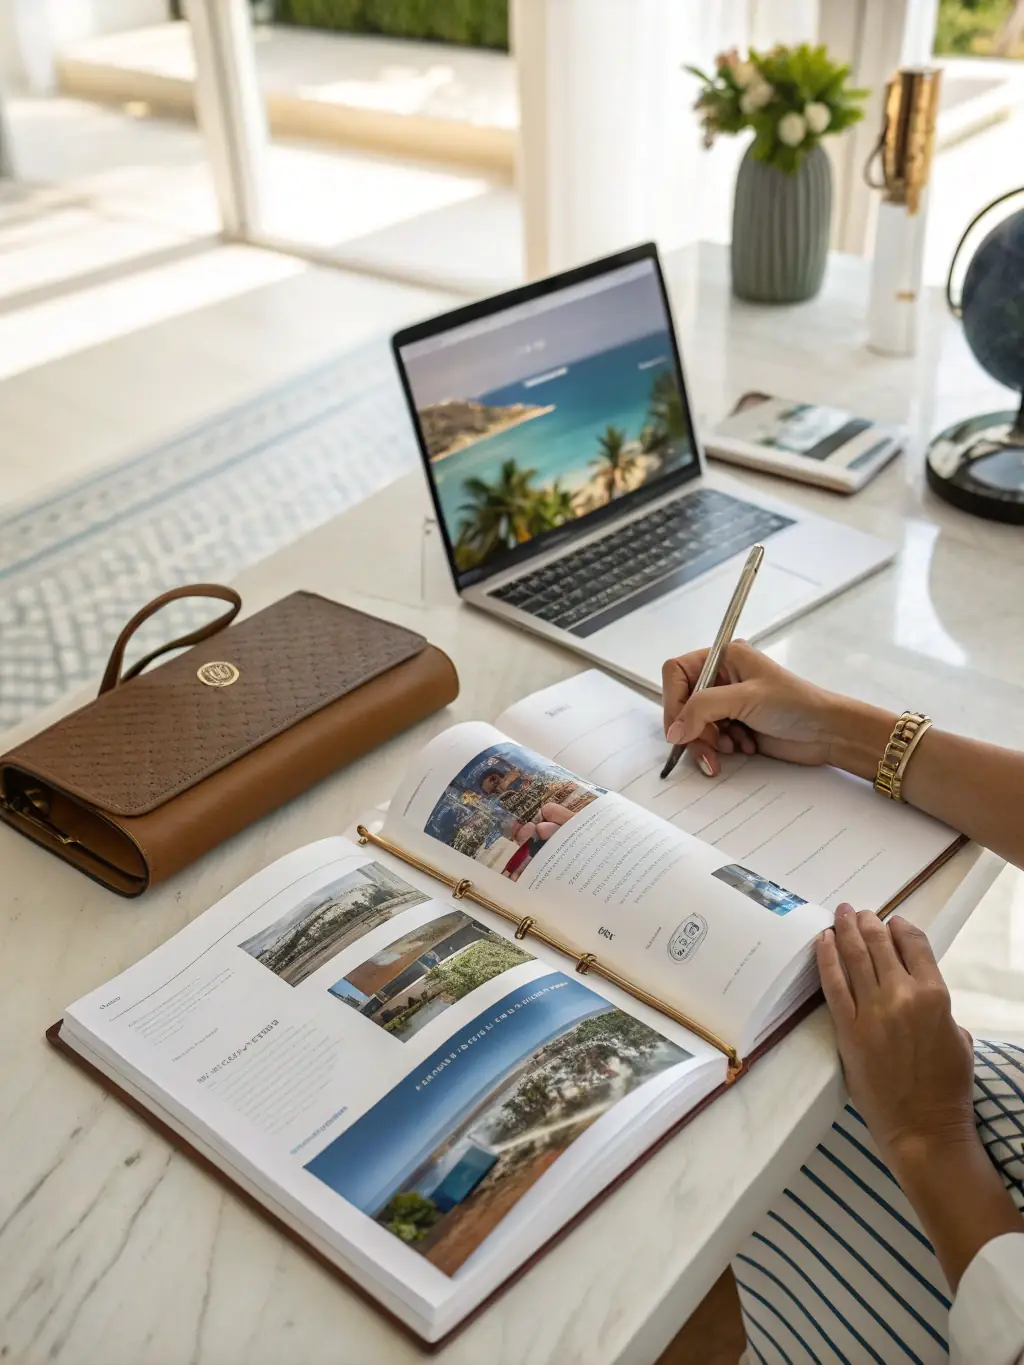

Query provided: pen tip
[659,758,674,780]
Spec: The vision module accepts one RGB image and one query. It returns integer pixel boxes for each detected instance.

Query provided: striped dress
[733,1041,1024,1365]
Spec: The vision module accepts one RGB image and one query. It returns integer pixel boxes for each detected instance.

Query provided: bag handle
[98,584,242,696]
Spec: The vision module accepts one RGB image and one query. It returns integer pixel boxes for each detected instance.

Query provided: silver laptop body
[392,243,893,694]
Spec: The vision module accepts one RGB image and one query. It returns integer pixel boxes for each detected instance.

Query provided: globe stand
[926,392,1024,524]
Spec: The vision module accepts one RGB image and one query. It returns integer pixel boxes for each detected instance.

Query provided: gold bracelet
[875,712,932,801]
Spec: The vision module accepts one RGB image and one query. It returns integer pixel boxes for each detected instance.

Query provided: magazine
[52,670,961,1347]
[704,391,903,492]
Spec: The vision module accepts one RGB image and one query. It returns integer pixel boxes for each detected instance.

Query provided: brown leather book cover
[44,831,966,1347]
[47,1001,817,1354]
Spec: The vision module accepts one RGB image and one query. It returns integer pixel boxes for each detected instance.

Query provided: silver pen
[659,544,765,779]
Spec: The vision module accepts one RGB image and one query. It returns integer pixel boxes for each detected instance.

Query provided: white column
[185,0,267,239]
[819,0,938,255]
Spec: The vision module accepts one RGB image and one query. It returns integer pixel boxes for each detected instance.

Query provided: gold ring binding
[350,822,742,1069]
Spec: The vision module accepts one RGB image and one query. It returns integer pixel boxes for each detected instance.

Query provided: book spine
[355,824,742,1074]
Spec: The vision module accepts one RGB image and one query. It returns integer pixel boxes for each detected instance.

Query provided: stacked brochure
[51,670,963,1347]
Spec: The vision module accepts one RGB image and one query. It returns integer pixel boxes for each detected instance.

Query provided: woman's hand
[815,907,1023,1289]
[662,641,886,775]
[816,907,976,1161]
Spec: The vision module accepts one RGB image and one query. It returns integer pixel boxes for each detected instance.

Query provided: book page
[496,670,959,912]
[383,723,834,1057]
[64,836,719,1325]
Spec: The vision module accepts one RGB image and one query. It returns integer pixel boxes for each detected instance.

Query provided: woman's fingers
[732,722,758,755]
[857,910,905,984]
[888,915,943,982]
[662,653,704,738]
[684,739,719,778]
[817,928,855,1026]
[832,903,878,1001]
[666,681,756,746]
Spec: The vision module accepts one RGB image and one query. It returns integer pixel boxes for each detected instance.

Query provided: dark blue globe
[961,205,1024,395]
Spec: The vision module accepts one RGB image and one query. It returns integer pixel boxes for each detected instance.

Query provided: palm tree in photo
[454,459,538,569]
[640,421,672,465]
[646,371,688,445]
[526,480,575,536]
[589,425,637,503]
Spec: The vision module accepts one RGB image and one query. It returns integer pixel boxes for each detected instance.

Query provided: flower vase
[730,142,833,303]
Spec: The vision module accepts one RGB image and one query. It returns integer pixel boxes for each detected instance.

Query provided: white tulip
[733,60,757,89]
[777,111,807,147]
[740,82,774,114]
[804,101,832,134]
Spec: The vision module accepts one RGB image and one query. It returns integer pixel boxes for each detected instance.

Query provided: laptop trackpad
[592,563,817,677]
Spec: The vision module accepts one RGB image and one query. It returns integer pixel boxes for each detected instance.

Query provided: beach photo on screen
[402,261,696,573]
[711,863,807,916]
[305,971,691,1274]
[327,910,533,1042]
[423,741,605,882]
[238,862,429,986]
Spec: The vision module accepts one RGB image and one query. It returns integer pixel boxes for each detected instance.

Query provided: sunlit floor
[2,92,521,308]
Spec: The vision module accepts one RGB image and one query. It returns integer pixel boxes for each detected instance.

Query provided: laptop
[392,243,894,693]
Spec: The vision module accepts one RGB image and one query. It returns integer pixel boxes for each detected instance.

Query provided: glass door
[184,0,522,295]
[0,0,222,372]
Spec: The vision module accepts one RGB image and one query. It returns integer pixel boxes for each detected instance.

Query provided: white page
[497,670,959,912]
[383,722,834,1055]
[65,834,721,1329]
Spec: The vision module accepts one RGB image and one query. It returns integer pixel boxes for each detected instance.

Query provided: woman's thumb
[667,682,752,745]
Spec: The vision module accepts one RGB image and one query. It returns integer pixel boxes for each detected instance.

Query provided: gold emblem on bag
[197,661,239,688]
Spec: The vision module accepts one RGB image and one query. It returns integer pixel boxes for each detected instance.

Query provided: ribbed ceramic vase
[731,143,833,304]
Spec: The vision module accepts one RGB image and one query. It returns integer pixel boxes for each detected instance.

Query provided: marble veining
[0,243,1018,1365]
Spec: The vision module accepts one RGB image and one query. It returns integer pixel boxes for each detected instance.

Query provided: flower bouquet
[687,43,868,174]
[686,44,869,302]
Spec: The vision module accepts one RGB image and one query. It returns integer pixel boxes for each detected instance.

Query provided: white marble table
[2,243,1020,1365]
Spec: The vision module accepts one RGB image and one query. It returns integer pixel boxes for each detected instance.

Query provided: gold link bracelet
[875,711,932,801]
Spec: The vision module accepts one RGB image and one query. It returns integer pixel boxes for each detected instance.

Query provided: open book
[51,670,963,1348]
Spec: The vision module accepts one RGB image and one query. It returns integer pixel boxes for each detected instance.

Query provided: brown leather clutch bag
[0,585,459,896]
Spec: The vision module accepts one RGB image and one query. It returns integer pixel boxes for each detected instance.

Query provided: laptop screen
[395,252,700,586]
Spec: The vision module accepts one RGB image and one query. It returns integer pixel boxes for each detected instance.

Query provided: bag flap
[3,592,427,817]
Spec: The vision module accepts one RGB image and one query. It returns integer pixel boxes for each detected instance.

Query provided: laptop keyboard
[488,488,794,635]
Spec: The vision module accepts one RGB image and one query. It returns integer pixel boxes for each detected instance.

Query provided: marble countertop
[1,243,1018,1365]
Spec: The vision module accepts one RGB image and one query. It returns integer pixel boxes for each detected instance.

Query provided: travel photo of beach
[304,972,692,1275]
[402,260,697,575]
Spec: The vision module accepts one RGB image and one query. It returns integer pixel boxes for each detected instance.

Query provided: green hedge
[276,0,509,50]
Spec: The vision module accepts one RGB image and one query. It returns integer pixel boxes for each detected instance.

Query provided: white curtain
[513,0,820,277]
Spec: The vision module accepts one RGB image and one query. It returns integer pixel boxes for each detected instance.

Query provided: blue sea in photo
[305,972,603,1214]
[430,329,692,539]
